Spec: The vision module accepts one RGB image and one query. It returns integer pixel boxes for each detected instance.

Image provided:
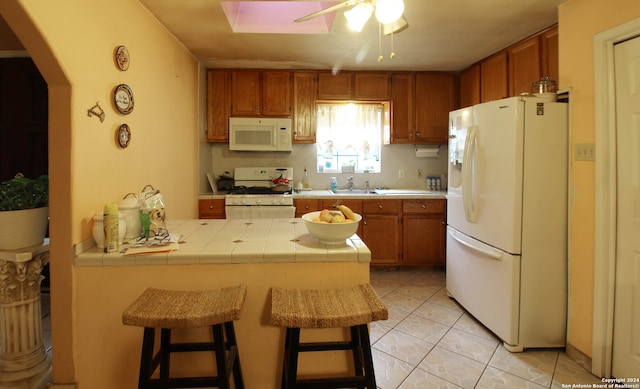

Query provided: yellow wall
[0,0,199,385]
[559,0,640,358]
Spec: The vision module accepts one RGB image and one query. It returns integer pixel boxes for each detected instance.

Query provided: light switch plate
[575,143,595,161]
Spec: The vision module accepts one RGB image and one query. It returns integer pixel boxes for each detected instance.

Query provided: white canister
[92,213,126,248]
[118,193,143,241]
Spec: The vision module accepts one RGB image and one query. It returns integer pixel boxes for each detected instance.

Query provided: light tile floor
[369,268,603,389]
[40,269,604,389]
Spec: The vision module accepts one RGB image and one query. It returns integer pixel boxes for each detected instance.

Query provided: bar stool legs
[136,322,244,389]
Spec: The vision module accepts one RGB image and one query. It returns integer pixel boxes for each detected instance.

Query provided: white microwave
[229,117,292,152]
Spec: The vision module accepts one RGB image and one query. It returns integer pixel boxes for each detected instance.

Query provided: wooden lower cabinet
[362,199,400,265]
[294,197,446,266]
[402,199,446,266]
[199,199,226,219]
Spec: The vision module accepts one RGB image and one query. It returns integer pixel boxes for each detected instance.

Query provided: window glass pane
[316,103,383,173]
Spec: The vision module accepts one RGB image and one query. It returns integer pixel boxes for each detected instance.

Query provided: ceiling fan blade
[294,0,362,22]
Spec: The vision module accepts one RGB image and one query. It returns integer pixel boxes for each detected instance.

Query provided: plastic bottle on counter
[330,177,337,190]
[103,201,119,253]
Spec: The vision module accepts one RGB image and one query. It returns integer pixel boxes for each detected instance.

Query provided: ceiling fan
[295,0,408,34]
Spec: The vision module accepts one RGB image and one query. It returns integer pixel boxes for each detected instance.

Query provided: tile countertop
[74,218,371,266]
[199,189,447,200]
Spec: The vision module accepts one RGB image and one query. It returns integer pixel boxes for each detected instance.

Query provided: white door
[612,34,640,377]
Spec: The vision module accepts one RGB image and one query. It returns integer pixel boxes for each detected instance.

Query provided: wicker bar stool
[271,284,388,389]
[122,285,247,389]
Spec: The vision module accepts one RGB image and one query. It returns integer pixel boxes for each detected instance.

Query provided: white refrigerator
[446,96,568,352]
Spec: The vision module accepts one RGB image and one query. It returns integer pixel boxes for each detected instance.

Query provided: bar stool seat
[123,285,247,389]
[271,283,388,389]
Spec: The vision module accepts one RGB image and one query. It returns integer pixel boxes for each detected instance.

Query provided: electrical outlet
[399,169,405,179]
[575,143,596,161]
[417,169,423,178]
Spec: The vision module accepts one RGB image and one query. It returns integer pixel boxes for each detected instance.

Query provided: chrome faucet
[347,176,354,191]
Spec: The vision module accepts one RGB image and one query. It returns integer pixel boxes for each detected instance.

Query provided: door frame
[593,17,640,378]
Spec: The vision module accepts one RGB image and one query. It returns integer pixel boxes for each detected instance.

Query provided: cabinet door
[481,51,508,102]
[317,72,353,99]
[231,71,261,116]
[541,25,559,83]
[262,71,292,116]
[206,70,230,142]
[389,73,415,144]
[354,72,389,100]
[402,214,445,265]
[363,214,400,265]
[415,73,456,144]
[199,199,226,219]
[460,64,481,108]
[293,72,317,143]
[508,36,541,97]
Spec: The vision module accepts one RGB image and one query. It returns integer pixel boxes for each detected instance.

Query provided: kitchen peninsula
[73,218,371,389]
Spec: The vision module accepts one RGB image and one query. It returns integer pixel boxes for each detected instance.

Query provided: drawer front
[363,199,399,214]
[199,199,225,218]
[402,199,445,214]
[295,199,321,217]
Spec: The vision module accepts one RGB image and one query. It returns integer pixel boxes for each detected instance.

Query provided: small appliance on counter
[216,172,234,192]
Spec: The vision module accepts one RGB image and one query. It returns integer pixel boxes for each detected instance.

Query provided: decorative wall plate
[113,84,134,115]
[115,45,130,71]
[117,124,131,148]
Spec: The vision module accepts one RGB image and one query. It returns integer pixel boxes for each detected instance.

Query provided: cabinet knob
[421,204,427,209]
[305,205,310,209]
[416,132,421,137]
[378,204,383,209]
[363,220,367,225]
[209,205,214,209]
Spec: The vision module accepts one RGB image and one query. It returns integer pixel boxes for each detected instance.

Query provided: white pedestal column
[0,244,52,389]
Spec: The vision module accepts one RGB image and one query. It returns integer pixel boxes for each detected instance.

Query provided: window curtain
[316,103,382,161]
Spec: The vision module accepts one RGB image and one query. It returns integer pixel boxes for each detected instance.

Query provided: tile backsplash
[200,143,448,193]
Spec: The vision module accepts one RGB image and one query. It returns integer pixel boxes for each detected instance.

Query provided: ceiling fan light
[375,0,404,24]
[344,2,374,32]
[383,15,408,35]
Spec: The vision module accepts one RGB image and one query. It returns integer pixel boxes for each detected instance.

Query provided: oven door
[225,205,296,219]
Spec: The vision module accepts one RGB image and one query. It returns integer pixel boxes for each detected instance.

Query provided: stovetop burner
[227,186,292,195]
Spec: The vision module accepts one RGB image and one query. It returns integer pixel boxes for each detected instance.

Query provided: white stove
[224,167,295,219]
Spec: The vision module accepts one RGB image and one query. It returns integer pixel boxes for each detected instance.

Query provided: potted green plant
[0,173,49,250]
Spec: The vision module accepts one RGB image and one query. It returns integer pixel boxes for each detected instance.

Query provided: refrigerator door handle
[448,228,503,260]
[462,125,478,222]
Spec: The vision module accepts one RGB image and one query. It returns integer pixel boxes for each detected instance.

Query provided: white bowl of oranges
[302,205,362,246]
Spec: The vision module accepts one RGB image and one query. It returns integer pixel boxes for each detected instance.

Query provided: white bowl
[302,210,362,246]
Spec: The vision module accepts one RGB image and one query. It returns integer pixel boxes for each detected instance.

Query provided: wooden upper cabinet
[508,35,541,96]
[292,72,317,143]
[206,70,230,142]
[317,72,353,99]
[389,73,415,144]
[541,25,559,83]
[481,51,508,103]
[231,71,260,116]
[262,71,292,115]
[414,73,456,144]
[354,72,389,100]
[460,64,480,108]
[230,70,291,116]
